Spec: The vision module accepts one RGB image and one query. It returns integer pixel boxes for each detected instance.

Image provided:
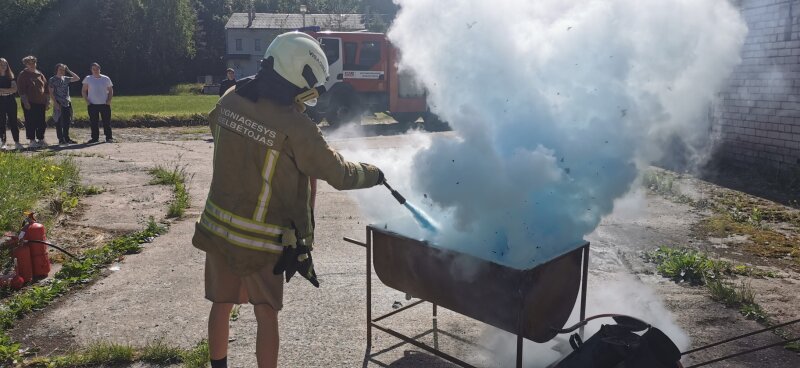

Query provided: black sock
[210,356,227,368]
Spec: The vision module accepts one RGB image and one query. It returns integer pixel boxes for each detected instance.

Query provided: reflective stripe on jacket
[192,90,381,276]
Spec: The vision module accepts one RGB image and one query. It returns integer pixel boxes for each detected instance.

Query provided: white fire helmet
[264,31,329,106]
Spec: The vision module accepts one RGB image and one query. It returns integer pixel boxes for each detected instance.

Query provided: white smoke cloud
[337,2,744,360]
[345,0,748,269]
[334,3,746,363]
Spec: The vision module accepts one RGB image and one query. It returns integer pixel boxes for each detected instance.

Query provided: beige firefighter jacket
[192,90,381,276]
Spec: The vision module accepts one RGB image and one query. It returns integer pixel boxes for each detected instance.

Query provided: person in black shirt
[219,68,236,97]
[0,58,21,150]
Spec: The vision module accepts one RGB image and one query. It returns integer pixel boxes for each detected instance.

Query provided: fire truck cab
[307,31,440,127]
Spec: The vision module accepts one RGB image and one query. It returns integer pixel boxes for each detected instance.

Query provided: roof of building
[225,13,366,30]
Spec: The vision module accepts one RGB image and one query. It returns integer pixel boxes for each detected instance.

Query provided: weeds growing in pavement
[181,339,210,368]
[642,171,694,204]
[642,247,775,285]
[706,279,765,321]
[149,163,191,218]
[46,342,135,367]
[644,246,800,352]
[140,339,184,365]
[73,185,105,196]
[26,338,206,367]
[230,304,241,321]
[643,169,800,266]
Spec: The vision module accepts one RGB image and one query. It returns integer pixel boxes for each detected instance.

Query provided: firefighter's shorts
[204,251,284,310]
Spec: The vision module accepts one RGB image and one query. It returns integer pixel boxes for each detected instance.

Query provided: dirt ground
[6,126,800,367]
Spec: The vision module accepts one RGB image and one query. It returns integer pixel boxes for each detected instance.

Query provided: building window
[235,39,243,51]
[255,39,262,51]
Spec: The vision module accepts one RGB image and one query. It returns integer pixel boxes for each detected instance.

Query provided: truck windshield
[320,38,340,65]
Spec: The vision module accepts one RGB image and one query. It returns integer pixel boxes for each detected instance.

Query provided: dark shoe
[66,139,78,144]
[105,138,115,143]
[87,139,99,144]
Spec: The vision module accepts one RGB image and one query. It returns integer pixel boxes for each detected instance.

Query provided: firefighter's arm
[293,123,382,190]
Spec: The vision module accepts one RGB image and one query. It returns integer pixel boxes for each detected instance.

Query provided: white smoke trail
[348,0,747,269]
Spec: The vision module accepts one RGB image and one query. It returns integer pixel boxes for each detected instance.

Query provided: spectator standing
[0,58,22,150]
[17,56,50,148]
[81,62,114,143]
[219,68,237,97]
[49,64,80,146]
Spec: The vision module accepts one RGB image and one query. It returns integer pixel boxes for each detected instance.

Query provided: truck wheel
[326,92,361,127]
[391,112,421,125]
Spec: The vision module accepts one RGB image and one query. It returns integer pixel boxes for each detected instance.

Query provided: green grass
[14,94,217,123]
[69,95,217,121]
[180,339,210,368]
[140,339,184,365]
[644,247,776,284]
[644,169,800,266]
[49,342,135,367]
[0,152,80,232]
[149,164,191,218]
[644,246,800,352]
[26,338,206,367]
[0,218,166,366]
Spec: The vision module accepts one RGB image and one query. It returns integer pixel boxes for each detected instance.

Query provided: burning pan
[369,226,588,343]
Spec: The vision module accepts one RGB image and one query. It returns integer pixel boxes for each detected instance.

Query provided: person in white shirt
[81,62,114,143]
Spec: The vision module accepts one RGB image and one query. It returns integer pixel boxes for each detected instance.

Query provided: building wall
[225,29,281,78]
[713,0,800,171]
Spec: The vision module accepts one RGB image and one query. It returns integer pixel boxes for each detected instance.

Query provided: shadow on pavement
[368,350,462,368]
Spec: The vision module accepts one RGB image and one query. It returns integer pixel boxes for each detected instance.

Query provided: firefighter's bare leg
[208,302,234,360]
[254,304,279,368]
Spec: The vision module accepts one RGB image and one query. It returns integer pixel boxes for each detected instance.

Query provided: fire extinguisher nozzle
[382,181,406,205]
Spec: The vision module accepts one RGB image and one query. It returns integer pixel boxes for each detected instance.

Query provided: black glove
[376,169,385,185]
[273,241,320,288]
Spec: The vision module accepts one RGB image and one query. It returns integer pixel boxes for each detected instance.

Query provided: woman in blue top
[49,64,80,145]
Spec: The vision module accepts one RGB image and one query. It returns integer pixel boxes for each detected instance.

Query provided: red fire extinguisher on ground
[0,212,52,289]
[23,212,51,279]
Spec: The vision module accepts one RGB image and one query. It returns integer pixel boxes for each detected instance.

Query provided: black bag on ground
[554,322,680,368]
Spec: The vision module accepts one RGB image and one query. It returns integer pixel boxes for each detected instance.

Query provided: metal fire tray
[344,225,590,368]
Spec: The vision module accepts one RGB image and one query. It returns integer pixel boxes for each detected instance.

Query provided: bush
[169,83,206,95]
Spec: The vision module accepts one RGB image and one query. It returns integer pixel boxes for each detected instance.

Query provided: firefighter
[192,31,384,368]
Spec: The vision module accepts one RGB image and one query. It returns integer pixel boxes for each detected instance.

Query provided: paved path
[9,129,800,367]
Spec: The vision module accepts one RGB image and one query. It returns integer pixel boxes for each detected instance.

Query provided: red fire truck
[306,30,442,127]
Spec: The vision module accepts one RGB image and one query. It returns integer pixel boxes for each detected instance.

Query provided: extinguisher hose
[24,240,80,260]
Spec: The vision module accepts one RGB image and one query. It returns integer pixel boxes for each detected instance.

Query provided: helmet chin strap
[294,85,327,105]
